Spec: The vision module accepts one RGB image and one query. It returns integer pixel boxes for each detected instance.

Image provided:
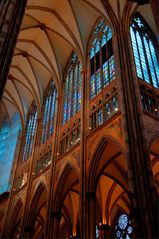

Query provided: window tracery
[63,52,82,125]
[115,214,133,239]
[89,19,118,131]
[130,15,159,88]
[60,52,81,154]
[22,103,37,160]
[90,18,116,99]
[130,15,159,116]
[41,80,57,144]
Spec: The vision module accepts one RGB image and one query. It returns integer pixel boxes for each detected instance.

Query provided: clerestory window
[63,52,82,125]
[41,80,57,144]
[90,18,116,99]
[130,14,159,88]
[22,102,37,160]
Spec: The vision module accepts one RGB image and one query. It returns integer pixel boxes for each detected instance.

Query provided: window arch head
[115,213,133,239]
[41,80,57,144]
[130,14,159,88]
[22,102,37,160]
[63,51,82,125]
[89,18,116,99]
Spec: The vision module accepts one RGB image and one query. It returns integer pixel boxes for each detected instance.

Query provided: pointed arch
[62,51,82,125]
[88,136,127,192]
[130,13,159,89]
[27,182,47,230]
[8,199,23,238]
[41,79,57,144]
[88,17,116,99]
[54,163,79,212]
[22,101,37,161]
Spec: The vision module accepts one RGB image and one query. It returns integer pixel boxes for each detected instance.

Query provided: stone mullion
[2,132,23,238]
[0,0,27,99]
[113,29,157,238]
[19,117,41,238]
[45,94,63,239]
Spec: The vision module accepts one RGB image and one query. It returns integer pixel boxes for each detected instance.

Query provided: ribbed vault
[0,0,157,129]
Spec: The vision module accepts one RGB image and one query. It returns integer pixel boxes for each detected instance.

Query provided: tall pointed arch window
[63,52,82,125]
[41,80,57,144]
[130,15,159,88]
[90,18,116,99]
[22,103,37,160]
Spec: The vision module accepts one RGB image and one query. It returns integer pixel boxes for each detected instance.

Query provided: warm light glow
[73,229,76,237]
[103,216,107,224]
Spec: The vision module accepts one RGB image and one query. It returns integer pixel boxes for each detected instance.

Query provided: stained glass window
[63,52,82,125]
[41,80,57,144]
[22,103,37,160]
[0,113,21,194]
[90,18,116,99]
[130,15,159,88]
[115,214,133,239]
[96,226,99,239]
[97,108,103,126]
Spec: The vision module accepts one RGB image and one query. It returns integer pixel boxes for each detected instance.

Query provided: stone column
[51,211,62,239]
[19,117,41,238]
[113,27,158,238]
[79,70,88,239]
[0,0,27,99]
[45,94,63,239]
[86,192,96,239]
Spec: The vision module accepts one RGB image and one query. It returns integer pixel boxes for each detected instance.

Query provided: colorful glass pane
[90,18,116,99]
[130,15,159,88]
[115,214,133,239]
[63,52,82,125]
[41,80,57,144]
[22,103,37,160]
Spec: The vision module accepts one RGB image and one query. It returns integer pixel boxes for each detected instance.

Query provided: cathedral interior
[0,0,158,238]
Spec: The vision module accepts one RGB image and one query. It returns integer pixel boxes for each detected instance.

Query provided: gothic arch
[53,163,79,237]
[87,16,113,54]
[88,136,130,227]
[54,163,79,211]
[88,136,127,192]
[7,199,23,238]
[27,182,47,237]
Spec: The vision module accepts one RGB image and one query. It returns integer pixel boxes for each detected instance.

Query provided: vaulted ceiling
[0,0,157,129]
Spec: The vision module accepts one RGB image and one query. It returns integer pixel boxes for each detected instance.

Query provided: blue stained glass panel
[41,80,57,143]
[130,16,159,89]
[63,52,82,124]
[0,113,21,194]
[90,18,115,99]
